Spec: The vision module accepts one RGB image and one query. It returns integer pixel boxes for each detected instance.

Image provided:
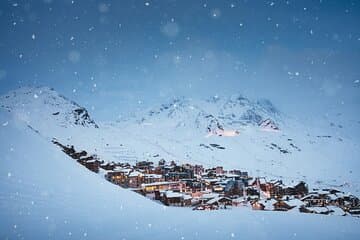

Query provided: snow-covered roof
[317,190,330,195]
[286,198,304,207]
[327,206,346,216]
[258,199,276,210]
[201,193,219,199]
[129,170,142,177]
[233,197,247,203]
[203,178,219,183]
[207,197,232,205]
[183,194,192,200]
[223,173,240,178]
[301,193,321,200]
[164,191,183,198]
[144,174,162,178]
[307,206,329,213]
[117,168,132,174]
[141,181,179,187]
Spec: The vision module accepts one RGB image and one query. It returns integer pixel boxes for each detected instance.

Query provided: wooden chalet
[161,191,192,207]
[273,200,294,211]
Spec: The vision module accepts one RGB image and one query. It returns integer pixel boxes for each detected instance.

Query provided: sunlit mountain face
[0,1,360,239]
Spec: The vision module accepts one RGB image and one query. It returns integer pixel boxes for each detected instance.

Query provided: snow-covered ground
[1,108,359,239]
[1,87,359,193]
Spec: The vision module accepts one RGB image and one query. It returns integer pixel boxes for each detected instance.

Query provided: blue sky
[0,0,359,120]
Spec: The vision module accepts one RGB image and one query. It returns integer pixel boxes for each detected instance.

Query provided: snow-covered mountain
[134,95,280,136]
[1,87,359,194]
[0,86,98,131]
[1,107,359,239]
[1,86,360,238]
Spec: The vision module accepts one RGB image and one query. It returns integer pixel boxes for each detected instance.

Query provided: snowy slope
[1,109,360,240]
[0,86,98,132]
[1,87,359,194]
[116,95,360,193]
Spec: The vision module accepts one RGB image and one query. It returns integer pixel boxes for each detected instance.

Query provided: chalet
[232,197,248,207]
[183,179,204,192]
[348,207,360,215]
[225,180,246,197]
[143,174,164,184]
[273,200,294,211]
[141,181,185,193]
[193,165,204,175]
[284,198,305,211]
[300,206,333,215]
[78,158,102,173]
[228,170,242,176]
[301,192,330,207]
[228,170,249,180]
[199,192,219,204]
[299,205,314,214]
[165,165,194,181]
[215,166,224,175]
[246,187,260,198]
[206,197,233,209]
[106,168,131,185]
[106,168,144,188]
[202,178,220,190]
[161,191,192,207]
[251,178,285,198]
[158,159,166,167]
[222,173,241,180]
[294,181,308,196]
[135,161,154,172]
[193,204,218,210]
[251,200,265,210]
[264,180,284,199]
[283,181,308,197]
[127,170,143,188]
[259,199,277,210]
[342,195,359,208]
[213,185,225,193]
[191,191,204,199]
[100,162,116,171]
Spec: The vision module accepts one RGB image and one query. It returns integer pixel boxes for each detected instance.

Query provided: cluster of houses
[52,139,360,217]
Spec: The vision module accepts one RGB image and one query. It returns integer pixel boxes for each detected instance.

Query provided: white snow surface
[1,86,359,193]
[1,108,360,239]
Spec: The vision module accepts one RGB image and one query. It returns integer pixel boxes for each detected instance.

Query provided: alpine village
[52,139,360,217]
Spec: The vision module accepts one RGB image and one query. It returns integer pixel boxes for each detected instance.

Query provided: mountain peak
[127,93,281,135]
[0,86,98,129]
